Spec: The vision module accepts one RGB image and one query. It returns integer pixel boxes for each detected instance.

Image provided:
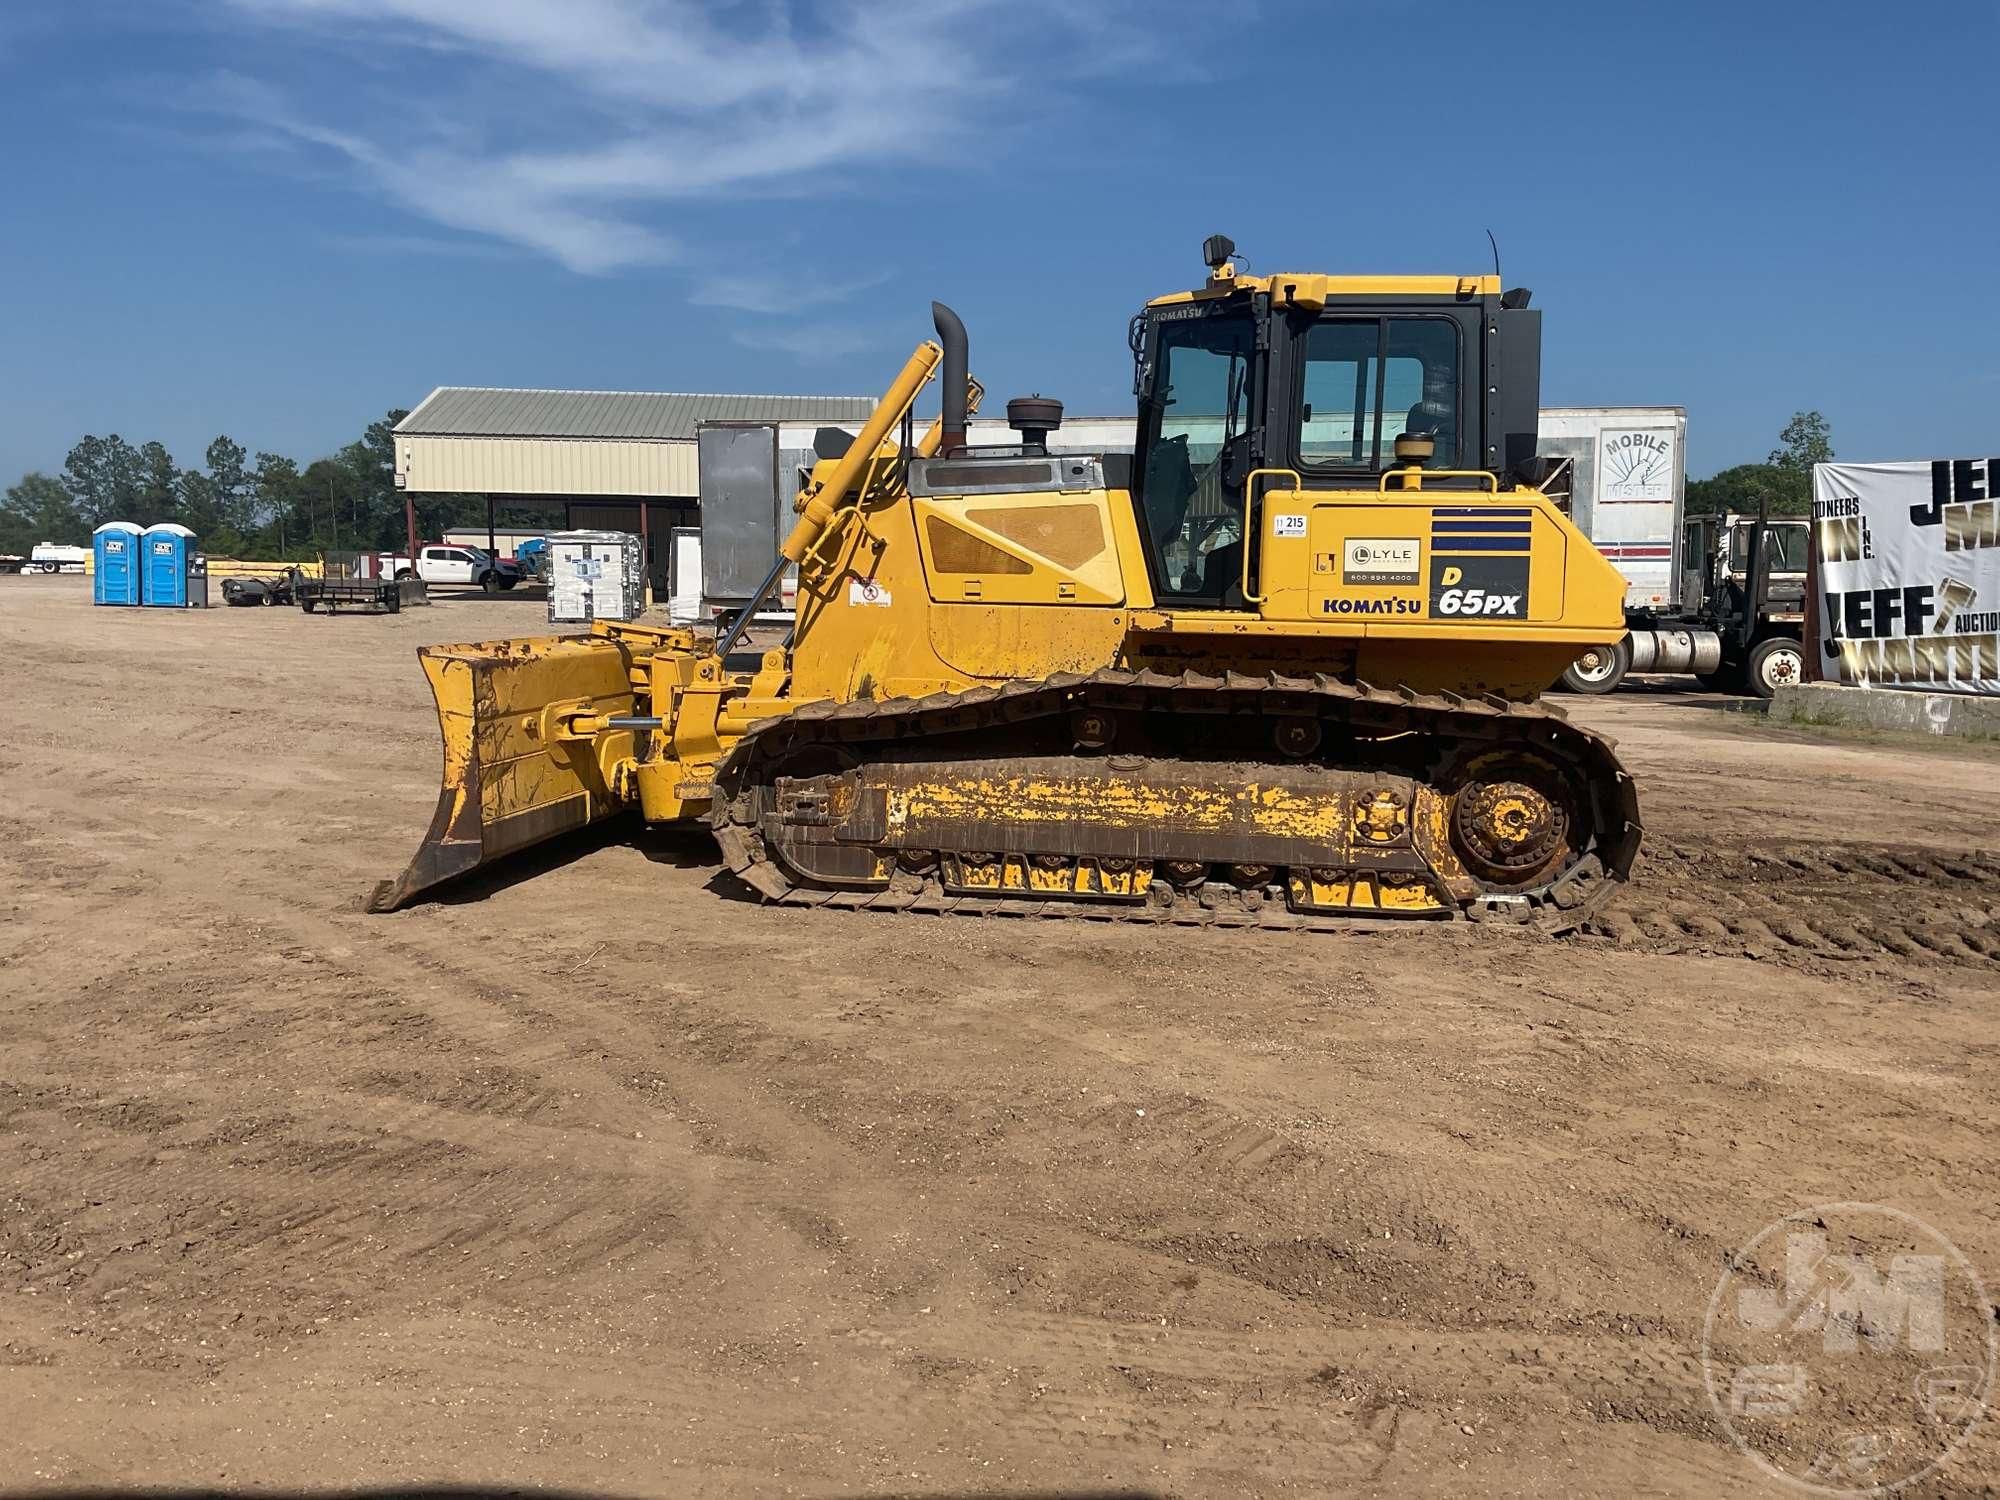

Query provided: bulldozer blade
[369,635,639,912]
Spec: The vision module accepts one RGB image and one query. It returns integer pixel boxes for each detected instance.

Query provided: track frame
[712,669,1642,934]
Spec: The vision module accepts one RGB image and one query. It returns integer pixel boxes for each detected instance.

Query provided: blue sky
[1,0,1995,485]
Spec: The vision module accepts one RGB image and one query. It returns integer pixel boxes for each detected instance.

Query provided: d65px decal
[1430,557,1529,618]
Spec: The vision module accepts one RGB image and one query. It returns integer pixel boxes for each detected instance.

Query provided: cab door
[1682,517,1716,612]
[1129,303,1257,605]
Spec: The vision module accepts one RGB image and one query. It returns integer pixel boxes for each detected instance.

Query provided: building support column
[639,501,653,608]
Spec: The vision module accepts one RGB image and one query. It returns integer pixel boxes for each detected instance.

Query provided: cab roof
[1146,270,1503,311]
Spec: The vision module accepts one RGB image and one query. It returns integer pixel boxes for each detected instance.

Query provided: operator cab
[1130,236,1544,608]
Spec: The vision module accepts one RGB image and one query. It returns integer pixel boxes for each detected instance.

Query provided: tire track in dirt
[0,855,726,1368]
[6,827,1164,1414]
[859,1306,1714,1415]
[359,926,1762,1475]
[1593,835,1998,967]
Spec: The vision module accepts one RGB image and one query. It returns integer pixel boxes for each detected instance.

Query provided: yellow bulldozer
[372,237,1641,930]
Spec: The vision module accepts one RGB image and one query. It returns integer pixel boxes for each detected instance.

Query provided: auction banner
[1813,458,2000,694]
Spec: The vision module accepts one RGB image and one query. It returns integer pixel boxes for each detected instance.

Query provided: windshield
[1134,308,1255,596]
[1729,522,1809,573]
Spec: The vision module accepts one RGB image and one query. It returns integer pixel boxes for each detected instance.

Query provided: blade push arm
[715,335,943,657]
[718,301,980,656]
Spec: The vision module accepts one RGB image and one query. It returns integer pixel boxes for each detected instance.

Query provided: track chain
[711,667,1641,934]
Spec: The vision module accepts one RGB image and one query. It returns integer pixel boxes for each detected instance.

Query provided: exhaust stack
[932,301,967,455]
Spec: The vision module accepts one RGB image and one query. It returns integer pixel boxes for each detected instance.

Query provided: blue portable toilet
[141,523,197,607]
[92,521,143,606]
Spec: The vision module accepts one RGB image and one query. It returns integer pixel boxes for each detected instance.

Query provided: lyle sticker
[847,579,892,607]
[1342,537,1421,585]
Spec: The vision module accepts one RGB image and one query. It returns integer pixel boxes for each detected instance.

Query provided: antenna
[1485,228,1501,283]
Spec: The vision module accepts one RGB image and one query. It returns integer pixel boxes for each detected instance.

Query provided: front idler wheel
[1448,756,1577,891]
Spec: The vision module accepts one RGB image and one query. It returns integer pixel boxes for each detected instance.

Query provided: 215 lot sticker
[1431,557,1529,617]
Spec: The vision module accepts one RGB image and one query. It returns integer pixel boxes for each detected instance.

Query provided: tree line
[0,411,536,561]
[1684,410,1832,518]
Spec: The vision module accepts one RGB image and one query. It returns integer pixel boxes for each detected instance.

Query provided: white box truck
[1540,408,1805,696]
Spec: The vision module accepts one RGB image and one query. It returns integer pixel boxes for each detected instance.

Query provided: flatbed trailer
[297,576,404,614]
[296,551,429,614]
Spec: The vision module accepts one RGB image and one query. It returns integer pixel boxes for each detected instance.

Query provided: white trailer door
[667,528,703,625]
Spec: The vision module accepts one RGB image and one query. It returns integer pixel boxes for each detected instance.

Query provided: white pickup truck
[377,544,525,594]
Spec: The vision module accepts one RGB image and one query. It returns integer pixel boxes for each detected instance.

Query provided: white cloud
[730,323,887,362]
[199,0,1160,276]
[691,269,895,316]
[324,232,524,260]
[201,68,678,273]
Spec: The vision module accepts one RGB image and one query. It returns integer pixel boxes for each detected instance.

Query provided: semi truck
[1541,409,1806,697]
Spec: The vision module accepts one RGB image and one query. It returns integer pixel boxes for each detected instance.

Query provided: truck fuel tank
[1627,628,1722,676]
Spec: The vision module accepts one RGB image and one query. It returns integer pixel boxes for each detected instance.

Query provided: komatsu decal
[1320,596,1423,616]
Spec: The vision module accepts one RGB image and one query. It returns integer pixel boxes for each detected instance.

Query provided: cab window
[1299,318,1460,471]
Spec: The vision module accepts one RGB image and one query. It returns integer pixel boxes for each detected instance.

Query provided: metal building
[393,386,878,592]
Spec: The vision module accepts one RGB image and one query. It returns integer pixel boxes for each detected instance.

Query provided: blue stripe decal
[1432,537,1532,552]
[1431,519,1532,534]
[1432,507,1533,517]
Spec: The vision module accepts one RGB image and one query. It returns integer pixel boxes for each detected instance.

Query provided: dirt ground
[2,573,1995,1498]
